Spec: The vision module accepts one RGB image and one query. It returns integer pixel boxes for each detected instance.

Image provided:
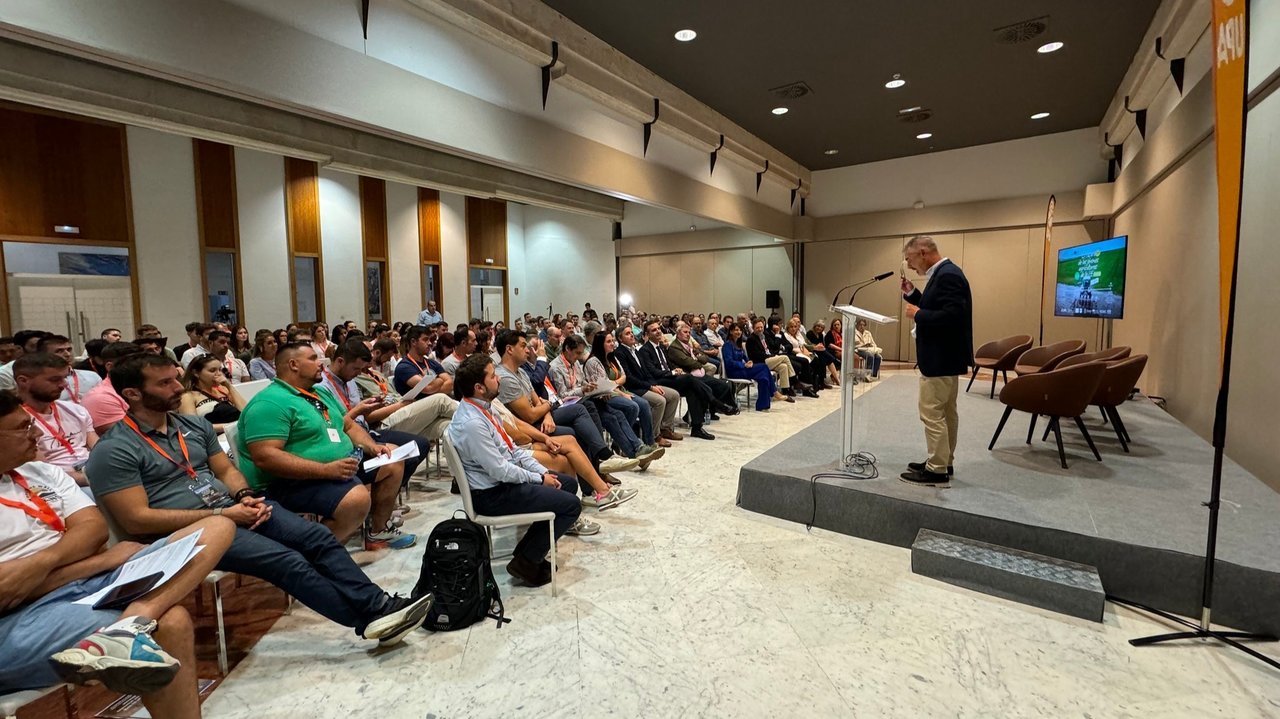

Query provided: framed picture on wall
[366,261,384,320]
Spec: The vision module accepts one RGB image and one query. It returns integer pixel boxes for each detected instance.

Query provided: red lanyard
[566,361,577,387]
[23,404,78,457]
[67,372,81,404]
[365,369,390,395]
[324,371,354,411]
[293,385,332,423]
[406,354,429,377]
[0,471,65,532]
[464,398,514,450]
[121,415,198,480]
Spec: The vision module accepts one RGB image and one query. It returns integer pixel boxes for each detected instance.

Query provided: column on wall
[464,197,508,325]
[418,188,443,320]
[193,139,244,328]
[284,158,324,325]
[358,177,390,327]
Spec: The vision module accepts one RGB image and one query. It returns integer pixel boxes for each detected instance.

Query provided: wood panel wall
[418,188,441,263]
[465,197,507,268]
[0,104,130,243]
[359,176,389,323]
[284,157,324,322]
[193,139,244,323]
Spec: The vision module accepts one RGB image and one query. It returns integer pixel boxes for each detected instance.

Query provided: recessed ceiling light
[916,132,933,140]
[1030,111,1051,120]
[885,74,906,89]
[772,107,789,115]
[674,29,697,42]
[898,106,923,114]
[1037,41,1064,54]
[823,149,839,155]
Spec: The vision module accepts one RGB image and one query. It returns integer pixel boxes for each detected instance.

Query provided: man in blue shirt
[448,354,584,587]
[416,301,443,327]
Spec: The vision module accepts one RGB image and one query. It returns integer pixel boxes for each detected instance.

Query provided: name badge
[327,428,342,443]
[189,481,227,507]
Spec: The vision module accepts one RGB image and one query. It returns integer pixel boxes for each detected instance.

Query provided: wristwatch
[212,507,224,516]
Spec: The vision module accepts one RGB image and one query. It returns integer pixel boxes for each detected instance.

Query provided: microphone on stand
[832,271,895,306]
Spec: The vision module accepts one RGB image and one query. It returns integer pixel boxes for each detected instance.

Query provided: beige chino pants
[918,375,959,474]
[763,355,794,389]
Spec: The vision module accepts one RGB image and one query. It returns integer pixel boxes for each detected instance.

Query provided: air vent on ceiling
[897,108,933,123]
[769,81,814,100]
[993,16,1048,45]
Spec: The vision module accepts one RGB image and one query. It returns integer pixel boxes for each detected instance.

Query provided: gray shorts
[0,540,167,693]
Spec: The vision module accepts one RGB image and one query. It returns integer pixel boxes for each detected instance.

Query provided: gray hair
[904,235,938,253]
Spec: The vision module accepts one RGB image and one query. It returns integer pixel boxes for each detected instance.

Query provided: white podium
[830,304,898,469]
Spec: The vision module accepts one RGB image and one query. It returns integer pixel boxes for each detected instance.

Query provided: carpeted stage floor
[737,374,1280,634]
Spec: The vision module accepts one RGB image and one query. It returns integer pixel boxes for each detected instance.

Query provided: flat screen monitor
[1054,236,1127,319]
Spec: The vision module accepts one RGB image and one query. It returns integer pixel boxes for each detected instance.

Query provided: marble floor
[203,371,1280,718]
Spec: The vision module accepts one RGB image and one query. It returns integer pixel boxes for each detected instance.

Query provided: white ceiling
[621,202,730,238]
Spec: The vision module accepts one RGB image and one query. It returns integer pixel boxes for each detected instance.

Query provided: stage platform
[737,374,1280,634]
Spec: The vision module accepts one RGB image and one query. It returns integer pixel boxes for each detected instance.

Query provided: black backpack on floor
[413,511,510,631]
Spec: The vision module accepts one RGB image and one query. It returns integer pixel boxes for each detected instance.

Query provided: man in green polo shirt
[235,342,409,547]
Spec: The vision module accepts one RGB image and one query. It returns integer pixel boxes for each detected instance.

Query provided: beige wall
[618,245,794,318]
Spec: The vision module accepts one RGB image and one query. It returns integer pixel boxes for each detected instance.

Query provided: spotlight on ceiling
[1030,112,1051,120]
[823,149,839,155]
[884,74,906,89]
[898,106,923,114]
[916,132,933,140]
[674,29,697,42]
[618,293,633,306]
[1037,41,1064,54]
[772,107,789,115]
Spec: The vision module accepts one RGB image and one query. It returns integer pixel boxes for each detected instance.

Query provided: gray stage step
[911,529,1105,622]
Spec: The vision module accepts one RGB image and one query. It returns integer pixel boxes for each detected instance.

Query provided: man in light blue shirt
[447,354,584,587]
[416,301,443,327]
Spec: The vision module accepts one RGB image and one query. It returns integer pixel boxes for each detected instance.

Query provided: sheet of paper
[76,529,205,606]
[399,376,429,402]
[362,441,421,470]
[582,379,617,398]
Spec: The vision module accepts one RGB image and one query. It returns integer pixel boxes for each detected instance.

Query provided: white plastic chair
[717,353,753,407]
[440,437,558,597]
[235,378,271,401]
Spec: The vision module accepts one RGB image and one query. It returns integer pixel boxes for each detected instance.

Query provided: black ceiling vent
[897,108,933,123]
[769,81,814,99]
[993,16,1048,44]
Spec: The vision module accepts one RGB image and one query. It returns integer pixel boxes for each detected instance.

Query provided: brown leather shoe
[656,437,673,448]
[507,555,551,586]
[660,428,684,441]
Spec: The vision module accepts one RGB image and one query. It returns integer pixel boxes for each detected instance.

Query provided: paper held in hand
[362,441,421,470]
[399,376,430,402]
[75,529,206,606]
[582,379,617,398]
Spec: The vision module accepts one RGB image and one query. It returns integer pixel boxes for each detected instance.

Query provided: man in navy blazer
[899,235,973,487]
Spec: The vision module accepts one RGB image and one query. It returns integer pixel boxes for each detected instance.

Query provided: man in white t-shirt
[13,354,97,486]
[0,390,234,717]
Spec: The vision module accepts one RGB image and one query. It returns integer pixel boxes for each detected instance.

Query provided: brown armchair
[1058,346,1132,369]
[967,334,1033,399]
[1014,339,1087,376]
[988,362,1106,468]
[1092,355,1148,452]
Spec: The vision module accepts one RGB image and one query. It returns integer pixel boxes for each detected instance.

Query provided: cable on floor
[806,452,878,530]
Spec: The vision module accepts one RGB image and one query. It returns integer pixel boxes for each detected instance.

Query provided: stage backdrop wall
[617,241,795,319]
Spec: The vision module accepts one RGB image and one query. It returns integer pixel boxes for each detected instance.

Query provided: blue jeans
[594,395,643,456]
[619,393,655,444]
[552,402,608,461]
[216,502,389,635]
[470,474,581,563]
[856,350,882,377]
[729,363,777,410]
[0,541,168,692]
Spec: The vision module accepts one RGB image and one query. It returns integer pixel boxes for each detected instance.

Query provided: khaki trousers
[918,375,959,473]
[763,355,794,389]
[643,385,681,430]
[383,392,458,440]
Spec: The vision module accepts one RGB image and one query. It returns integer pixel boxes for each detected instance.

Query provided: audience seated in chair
[447,354,587,587]
[636,321,731,440]
[612,326,683,444]
[723,323,784,410]
[87,354,433,651]
[83,342,146,436]
[852,318,883,380]
[178,354,245,434]
[0,388,236,719]
[551,335,653,462]
[745,318,803,398]
[584,331,665,465]
[13,353,97,487]
[664,322,740,412]
[806,320,842,387]
[233,342,412,550]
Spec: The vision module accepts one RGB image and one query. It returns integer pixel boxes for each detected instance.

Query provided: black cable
[806,451,878,530]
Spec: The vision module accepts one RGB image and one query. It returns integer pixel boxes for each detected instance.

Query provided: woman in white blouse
[854,318,883,379]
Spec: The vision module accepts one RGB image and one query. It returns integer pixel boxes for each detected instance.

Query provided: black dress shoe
[908,461,954,476]
[708,412,721,422]
[802,387,820,399]
[722,405,741,416]
[899,468,951,487]
[691,426,716,440]
[507,555,552,586]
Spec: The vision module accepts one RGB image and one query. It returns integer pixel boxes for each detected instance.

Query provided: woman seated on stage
[723,323,783,411]
[178,354,247,433]
[853,318,883,380]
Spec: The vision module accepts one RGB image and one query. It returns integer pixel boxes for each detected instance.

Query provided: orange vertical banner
[1210,0,1248,359]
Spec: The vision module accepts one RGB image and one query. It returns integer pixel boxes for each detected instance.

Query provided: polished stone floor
[203,371,1280,718]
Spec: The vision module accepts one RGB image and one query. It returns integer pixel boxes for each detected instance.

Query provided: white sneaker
[566,517,601,536]
[599,456,642,474]
[594,487,638,512]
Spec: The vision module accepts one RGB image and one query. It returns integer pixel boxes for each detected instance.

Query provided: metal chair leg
[1074,415,1102,461]
[548,523,557,598]
[989,406,1013,450]
[1113,407,1132,443]
[1105,406,1130,452]
[214,580,228,676]
[989,370,998,399]
[1026,413,1038,444]
[966,366,978,393]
